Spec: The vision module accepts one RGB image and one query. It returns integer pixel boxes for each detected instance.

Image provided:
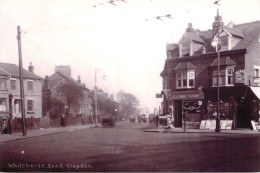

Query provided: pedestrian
[61,113,65,127]
[155,114,159,127]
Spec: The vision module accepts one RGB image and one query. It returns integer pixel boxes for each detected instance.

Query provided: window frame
[0,78,7,90]
[176,70,195,89]
[212,67,234,87]
[27,99,34,112]
[10,79,16,90]
[0,98,7,112]
[27,80,33,92]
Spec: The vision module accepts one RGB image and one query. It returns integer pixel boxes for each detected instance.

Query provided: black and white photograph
[0,0,260,172]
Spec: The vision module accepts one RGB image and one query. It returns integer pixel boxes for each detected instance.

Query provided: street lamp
[211,33,221,133]
[94,68,105,127]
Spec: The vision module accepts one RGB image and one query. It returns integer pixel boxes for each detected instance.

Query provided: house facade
[0,62,43,119]
[160,11,260,129]
[42,66,94,123]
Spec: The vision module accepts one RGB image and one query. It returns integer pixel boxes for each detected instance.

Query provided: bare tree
[57,82,85,115]
[116,90,139,120]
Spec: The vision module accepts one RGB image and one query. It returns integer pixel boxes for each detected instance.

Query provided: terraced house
[160,10,260,129]
[0,62,43,119]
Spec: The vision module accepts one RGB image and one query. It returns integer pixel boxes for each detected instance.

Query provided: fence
[5,114,93,133]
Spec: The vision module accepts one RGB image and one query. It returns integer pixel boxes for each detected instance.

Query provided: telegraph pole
[94,69,98,126]
[17,26,26,136]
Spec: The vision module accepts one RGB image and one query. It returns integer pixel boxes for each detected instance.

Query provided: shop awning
[250,86,260,100]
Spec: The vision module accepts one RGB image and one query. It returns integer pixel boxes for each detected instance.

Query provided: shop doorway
[237,102,250,128]
[174,100,182,127]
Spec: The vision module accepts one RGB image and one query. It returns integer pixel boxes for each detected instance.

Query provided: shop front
[169,89,204,129]
[203,86,259,129]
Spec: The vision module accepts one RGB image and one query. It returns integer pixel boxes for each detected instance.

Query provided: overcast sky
[0,0,260,113]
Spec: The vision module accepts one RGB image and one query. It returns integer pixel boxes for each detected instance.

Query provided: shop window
[212,68,234,86]
[0,78,7,90]
[27,81,33,92]
[0,98,7,112]
[27,100,34,112]
[10,79,16,90]
[176,70,195,89]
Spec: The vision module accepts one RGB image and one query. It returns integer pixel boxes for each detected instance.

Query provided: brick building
[160,11,260,129]
[0,62,43,119]
[42,66,93,123]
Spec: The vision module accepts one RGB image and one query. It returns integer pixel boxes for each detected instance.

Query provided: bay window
[212,67,234,86]
[176,70,195,89]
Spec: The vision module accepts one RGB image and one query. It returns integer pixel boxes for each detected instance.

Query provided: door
[237,101,249,128]
[174,100,182,127]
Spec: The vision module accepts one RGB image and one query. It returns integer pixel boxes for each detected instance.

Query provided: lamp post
[211,33,221,133]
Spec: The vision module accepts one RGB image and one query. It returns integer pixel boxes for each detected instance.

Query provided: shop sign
[235,69,245,83]
[171,90,204,100]
[251,121,260,130]
[200,120,232,130]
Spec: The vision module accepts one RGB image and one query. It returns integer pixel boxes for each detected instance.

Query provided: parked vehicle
[101,114,115,127]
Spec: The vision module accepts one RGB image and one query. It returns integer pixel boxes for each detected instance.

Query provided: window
[219,36,228,51]
[10,79,16,90]
[162,77,168,89]
[27,100,33,112]
[0,78,7,90]
[212,68,234,86]
[176,70,195,89]
[255,69,259,77]
[14,99,21,114]
[0,98,7,112]
[181,43,190,57]
[27,81,33,92]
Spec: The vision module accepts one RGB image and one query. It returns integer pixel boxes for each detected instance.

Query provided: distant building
[0,62,43,118]
[42,65,93,122]
[160,10,260,129]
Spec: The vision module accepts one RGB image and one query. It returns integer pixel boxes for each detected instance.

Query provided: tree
[116,90,139,120]
[57,82,85,116]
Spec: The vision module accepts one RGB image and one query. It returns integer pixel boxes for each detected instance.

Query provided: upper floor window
[0,78,7,90]
[181,43,190,57]
[176,70,195,89]
[27,80,33,92]
[10,79,16,90]
[212,68,234,86]
[162,77,168,89]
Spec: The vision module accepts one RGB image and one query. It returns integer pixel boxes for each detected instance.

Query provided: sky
[0,0,260,113]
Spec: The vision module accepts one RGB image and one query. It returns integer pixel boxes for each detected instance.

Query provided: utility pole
[17,26,26,136]
[94,69,98,127]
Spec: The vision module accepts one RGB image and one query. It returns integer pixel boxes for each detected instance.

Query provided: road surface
[1,122,259,172]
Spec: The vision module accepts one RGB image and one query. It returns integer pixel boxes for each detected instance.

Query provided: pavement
[1,123,260,143]
[0,124,98,143]
[144,126,260,134]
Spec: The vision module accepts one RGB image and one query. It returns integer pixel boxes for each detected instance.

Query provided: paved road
[1,122,260,172]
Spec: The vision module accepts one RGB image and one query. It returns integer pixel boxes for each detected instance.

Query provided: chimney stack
[43,76,49,89]
[54,65,71,77]
[77,75,81,84]
[28,62,34,73]
[186,23,195,33]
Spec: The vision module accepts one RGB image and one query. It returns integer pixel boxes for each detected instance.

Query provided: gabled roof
[174,61,197,70]
[210,57,237,67]
[48,71,89,91]
[224,27,244,38]
[0,62,43,80]
[180,32,205,44]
